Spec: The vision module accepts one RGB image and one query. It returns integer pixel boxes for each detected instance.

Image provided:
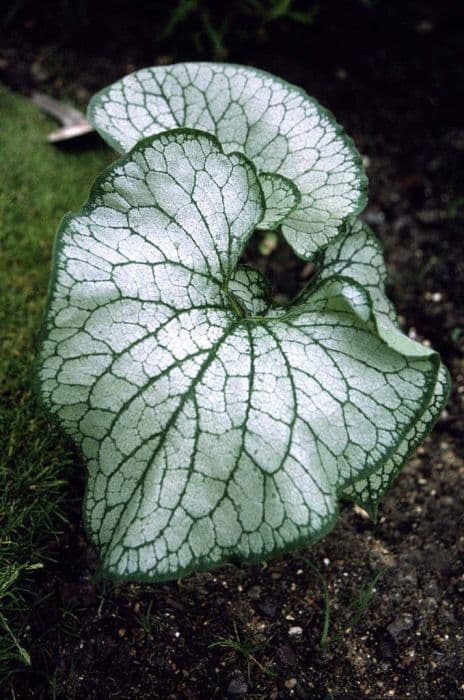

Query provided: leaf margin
[87,61,369,260]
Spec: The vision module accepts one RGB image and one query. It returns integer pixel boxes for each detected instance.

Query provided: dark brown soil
[1,2,463,697]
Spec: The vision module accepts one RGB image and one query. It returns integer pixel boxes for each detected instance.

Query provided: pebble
[363,207,385,225]
[438,605,456,625]
[277,644,297,668]
[300,262,315,279]
[354,504,369,519]
[288,626,303,637]
[285,678,297,689]
[387,614,413,638]
[256,598,277,618]
[227,673,248,695]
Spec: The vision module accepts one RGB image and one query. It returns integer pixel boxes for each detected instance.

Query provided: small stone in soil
[255,598,277,618]
[387,614,414,638]
[277,644,297,668]
[376,631,397,661]
[227,673,248,695]
[288,626,303,637]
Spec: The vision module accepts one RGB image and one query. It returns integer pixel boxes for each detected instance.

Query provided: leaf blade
[310,219,450,516]
[88,63,367,258]
[38,133,442,582]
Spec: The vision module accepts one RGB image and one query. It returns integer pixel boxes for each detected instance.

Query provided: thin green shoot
[137,600,155,637]
[302,558,383,649]
[209,621,276,683]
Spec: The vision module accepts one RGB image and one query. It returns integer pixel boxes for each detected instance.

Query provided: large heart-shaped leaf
[311,220,450,516]
[88,63,367,259]
[38,130,440,582]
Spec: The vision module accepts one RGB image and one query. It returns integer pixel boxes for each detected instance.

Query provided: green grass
[302,558,383,649]
[209,621,277,683]
[0,84,114,680]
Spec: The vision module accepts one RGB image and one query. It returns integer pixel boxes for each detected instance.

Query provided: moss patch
[0,84,114,677]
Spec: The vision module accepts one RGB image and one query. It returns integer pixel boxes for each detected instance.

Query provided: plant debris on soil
[0,1,463,697]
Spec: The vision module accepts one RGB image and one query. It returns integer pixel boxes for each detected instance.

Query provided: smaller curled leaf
[228,266,271,316]
[344,364,449,518]
[256,172,301,231]
[88,62,367,259]
[310,219,450,516]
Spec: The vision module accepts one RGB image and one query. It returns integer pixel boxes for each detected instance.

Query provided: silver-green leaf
[88,63,367,259]
[38,130,441,582]
[311,219,450,516]
[257,172,301,231]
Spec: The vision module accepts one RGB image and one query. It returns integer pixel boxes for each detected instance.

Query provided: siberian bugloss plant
[37,64,449,582]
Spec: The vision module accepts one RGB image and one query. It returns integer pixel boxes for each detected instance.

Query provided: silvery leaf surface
[88,62,367,259]
[38,130,440,582]
[309,219,450,517]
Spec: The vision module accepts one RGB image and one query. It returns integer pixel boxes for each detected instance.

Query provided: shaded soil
[1,1,463,697]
